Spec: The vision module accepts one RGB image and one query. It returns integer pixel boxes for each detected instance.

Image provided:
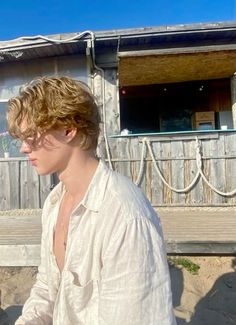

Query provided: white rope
[134,138,147,186]
[136,137,236,197]
[195,137,236,197]
[146,139,200,193]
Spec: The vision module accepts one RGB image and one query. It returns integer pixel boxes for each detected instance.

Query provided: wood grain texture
[0,160,51,210]
[0,207,235,265]
[107,132,236,206]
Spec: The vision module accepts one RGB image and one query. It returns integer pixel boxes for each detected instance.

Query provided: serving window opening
[119,79,232,134]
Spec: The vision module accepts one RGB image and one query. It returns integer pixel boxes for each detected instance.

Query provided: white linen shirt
[16,160,176,325]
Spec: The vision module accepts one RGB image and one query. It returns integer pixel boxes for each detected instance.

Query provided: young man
[7,76,176,325]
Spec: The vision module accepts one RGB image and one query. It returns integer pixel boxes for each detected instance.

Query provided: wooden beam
[119,44,236,58]
[0,245,40,266]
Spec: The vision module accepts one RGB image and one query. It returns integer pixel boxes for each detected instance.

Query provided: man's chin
[34,168,54,176]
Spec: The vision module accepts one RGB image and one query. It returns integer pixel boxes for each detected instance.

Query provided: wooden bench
[0,207,235,266]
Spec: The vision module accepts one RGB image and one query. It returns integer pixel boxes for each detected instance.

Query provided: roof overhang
[118,45,236,86]
[0,21,236,73]
[0,33,88,63]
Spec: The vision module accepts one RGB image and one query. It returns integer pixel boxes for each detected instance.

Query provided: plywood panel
[119,50,236,86]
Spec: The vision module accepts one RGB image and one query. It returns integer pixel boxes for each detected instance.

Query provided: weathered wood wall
[0,132,235,210]
[108,131,236,206]
[0,158,51,210]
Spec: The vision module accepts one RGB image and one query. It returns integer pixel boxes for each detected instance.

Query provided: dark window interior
[119,79,231,133]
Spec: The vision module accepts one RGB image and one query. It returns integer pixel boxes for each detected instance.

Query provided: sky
[0,0,235,41]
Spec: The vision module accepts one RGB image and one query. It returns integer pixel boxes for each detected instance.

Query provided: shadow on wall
[170,258,236,325]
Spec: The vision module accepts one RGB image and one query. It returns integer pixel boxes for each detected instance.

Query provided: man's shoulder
[104,169,156,221]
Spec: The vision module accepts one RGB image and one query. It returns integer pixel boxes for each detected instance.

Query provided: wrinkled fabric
[16,160,176,325]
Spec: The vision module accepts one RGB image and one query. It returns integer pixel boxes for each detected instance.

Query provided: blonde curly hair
[7,76,101,150]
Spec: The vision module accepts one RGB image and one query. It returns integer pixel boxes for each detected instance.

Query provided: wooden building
[0,22,236,261]
[0,21,236,209]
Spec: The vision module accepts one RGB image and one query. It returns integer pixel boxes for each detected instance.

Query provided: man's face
[19,121,73,176]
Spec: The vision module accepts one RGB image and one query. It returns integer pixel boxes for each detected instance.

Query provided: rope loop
[135,137,236,197]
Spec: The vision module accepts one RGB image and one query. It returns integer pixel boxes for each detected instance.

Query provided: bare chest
[53,197,74,272]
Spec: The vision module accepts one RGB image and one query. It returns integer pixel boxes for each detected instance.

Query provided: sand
[0,256,236,325]
[171,256,236,324]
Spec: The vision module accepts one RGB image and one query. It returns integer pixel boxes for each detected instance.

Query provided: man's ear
[64,128,77,143]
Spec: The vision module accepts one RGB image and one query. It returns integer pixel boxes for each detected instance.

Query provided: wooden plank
[166,242,236,255]
[20,161,40,209]
[151,142,164,205]
[183,140,197,204]
[0,207,235,266]
[161,141,172,204]
[0,212,42,244]
[158,207,236,241]
[0,245,41,266]
[158,206,236,254]
[93,73,108,160]
[145,160,152,202]
[104,69,120,135]
[129,139,143,187]
[0,160,51,210]
[208,135,226,204]
[0,161,11,210]
[8,161,20,209]
[201,140,213,204]
[39,175,52,208]
[170,140,185,204]
[0,210,41,266]
[187,139,204,204]
[118,45,236,58]
[115,138,131,178]
[225,133,236,205]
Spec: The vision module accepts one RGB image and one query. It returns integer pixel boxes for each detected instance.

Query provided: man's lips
[28,158,37,165]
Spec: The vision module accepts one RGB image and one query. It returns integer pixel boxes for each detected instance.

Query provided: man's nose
[19,141,32,154]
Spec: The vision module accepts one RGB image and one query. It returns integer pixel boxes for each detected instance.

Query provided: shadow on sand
[170,258,236,325]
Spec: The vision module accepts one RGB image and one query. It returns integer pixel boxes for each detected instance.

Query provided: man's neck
[58,151,99,201]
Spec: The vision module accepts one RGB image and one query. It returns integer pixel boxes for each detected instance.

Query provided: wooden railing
[0,131,235,210]
[0,158,51,210]
[109,130,236,206]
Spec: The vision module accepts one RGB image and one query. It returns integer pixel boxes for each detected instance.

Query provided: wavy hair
[7,76,101,150]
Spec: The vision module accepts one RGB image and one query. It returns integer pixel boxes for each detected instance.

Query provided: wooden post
[230,73,236,129]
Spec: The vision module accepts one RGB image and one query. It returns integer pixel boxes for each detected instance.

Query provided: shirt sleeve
[99,217,177,325]
[15,209,54,325]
